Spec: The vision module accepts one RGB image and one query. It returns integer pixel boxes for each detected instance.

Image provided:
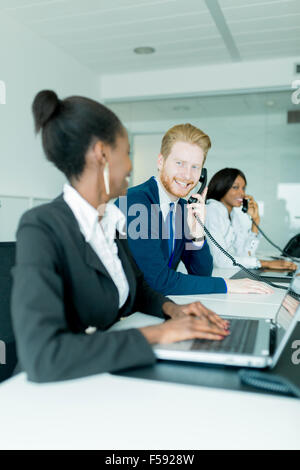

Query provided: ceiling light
[134,47,155,55]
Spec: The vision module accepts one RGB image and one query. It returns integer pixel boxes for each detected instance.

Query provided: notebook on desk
[154,270,300,370]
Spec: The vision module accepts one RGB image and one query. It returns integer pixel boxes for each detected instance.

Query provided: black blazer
[11,195,168,383]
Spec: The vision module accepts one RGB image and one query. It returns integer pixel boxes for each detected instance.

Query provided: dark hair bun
[32,90,60,133]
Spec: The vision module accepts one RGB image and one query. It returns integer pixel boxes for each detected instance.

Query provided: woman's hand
[225,278,274,294]
[162,300,229,331]
[186,187,208,240]
[282,294,299,316]
[244,195,260,233]
[139,315,230,345]
[260,259,298,271]
[245,194,259,221]
[139,300,230,345]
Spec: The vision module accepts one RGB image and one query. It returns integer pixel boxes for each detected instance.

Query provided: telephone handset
[188,168,207,204]
[187,169,288,291]
[242,198,248,213]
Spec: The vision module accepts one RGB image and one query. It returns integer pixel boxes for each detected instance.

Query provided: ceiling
[0,0,299,74]
[106,89,300,122]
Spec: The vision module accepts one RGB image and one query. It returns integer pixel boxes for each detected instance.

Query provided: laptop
[154,270,300,369]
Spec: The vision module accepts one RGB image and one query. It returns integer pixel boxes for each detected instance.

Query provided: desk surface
[168,295,285,319]
[169,266,287,318]
[175,265,289,307]
[0,372,299,450]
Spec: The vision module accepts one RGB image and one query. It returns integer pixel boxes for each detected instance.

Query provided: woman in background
[205,168,297,271]
[11,90,229,383]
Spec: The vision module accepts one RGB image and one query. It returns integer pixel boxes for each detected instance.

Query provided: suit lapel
[54,195,116,280]
[147,178,171,259]
[84,242,113,279]
[115,234,136,304]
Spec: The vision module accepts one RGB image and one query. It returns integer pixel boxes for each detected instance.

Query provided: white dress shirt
[205,199,261,268]
[63,183,129,309]
[155,177,179,251]
[155,177,205,248]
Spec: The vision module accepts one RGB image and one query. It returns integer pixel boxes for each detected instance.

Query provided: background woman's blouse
[205,199,261,269]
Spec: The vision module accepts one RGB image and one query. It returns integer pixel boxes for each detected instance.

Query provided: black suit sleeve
[11,222,157,383]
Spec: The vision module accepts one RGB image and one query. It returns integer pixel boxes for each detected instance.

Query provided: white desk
[168,266,287,318]
[0,372,299,450]
[168,295,285,319]
[0,268,297,450]
[174,266,289,307]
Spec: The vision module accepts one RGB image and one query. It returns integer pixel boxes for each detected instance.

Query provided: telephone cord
[194,214,288,291]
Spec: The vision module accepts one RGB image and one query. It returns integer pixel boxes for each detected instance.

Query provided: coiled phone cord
[193,214,288,291]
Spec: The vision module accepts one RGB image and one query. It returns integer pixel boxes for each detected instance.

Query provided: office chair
[0,242,18,383]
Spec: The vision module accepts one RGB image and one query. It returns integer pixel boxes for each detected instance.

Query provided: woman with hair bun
[11,90,229,383]
[205,167,297,271]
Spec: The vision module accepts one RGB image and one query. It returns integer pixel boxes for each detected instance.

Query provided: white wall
[0,11,100,240]
[129,110,300,254]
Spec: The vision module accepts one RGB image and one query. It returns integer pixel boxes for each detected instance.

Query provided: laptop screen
[272,269,300,364]
[276,270,300,329]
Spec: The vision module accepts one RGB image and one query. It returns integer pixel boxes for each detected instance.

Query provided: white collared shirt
[155,177,205,248]
[155,177,179,220]
[63,183,129,309]
[155,177,179,251]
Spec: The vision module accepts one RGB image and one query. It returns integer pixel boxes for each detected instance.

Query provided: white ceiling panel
[87,46,230,74]
[18,2,211,35]
[46,14,216,46]
[1,0,207,24]
[234,27,300,44]
[81,37,225,61]
[240,38,300,54]
[61,28,219,55]
[242,47,300,62]
[45,11,215,41]
[230,13,300,33]
[220,0,300,20]
[0,0,55,8]
[220,0,288,7]
[0,0,299,74]
[2,0,159,15]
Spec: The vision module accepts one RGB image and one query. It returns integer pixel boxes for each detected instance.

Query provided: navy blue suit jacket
[116,177,227,295]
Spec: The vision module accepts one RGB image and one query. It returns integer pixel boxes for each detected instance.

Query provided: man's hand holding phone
[187,186,208,242]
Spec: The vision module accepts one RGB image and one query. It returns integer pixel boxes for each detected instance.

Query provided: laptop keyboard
[191,319,259,354]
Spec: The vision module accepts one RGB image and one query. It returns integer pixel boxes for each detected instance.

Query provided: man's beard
[160,169,196,198]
